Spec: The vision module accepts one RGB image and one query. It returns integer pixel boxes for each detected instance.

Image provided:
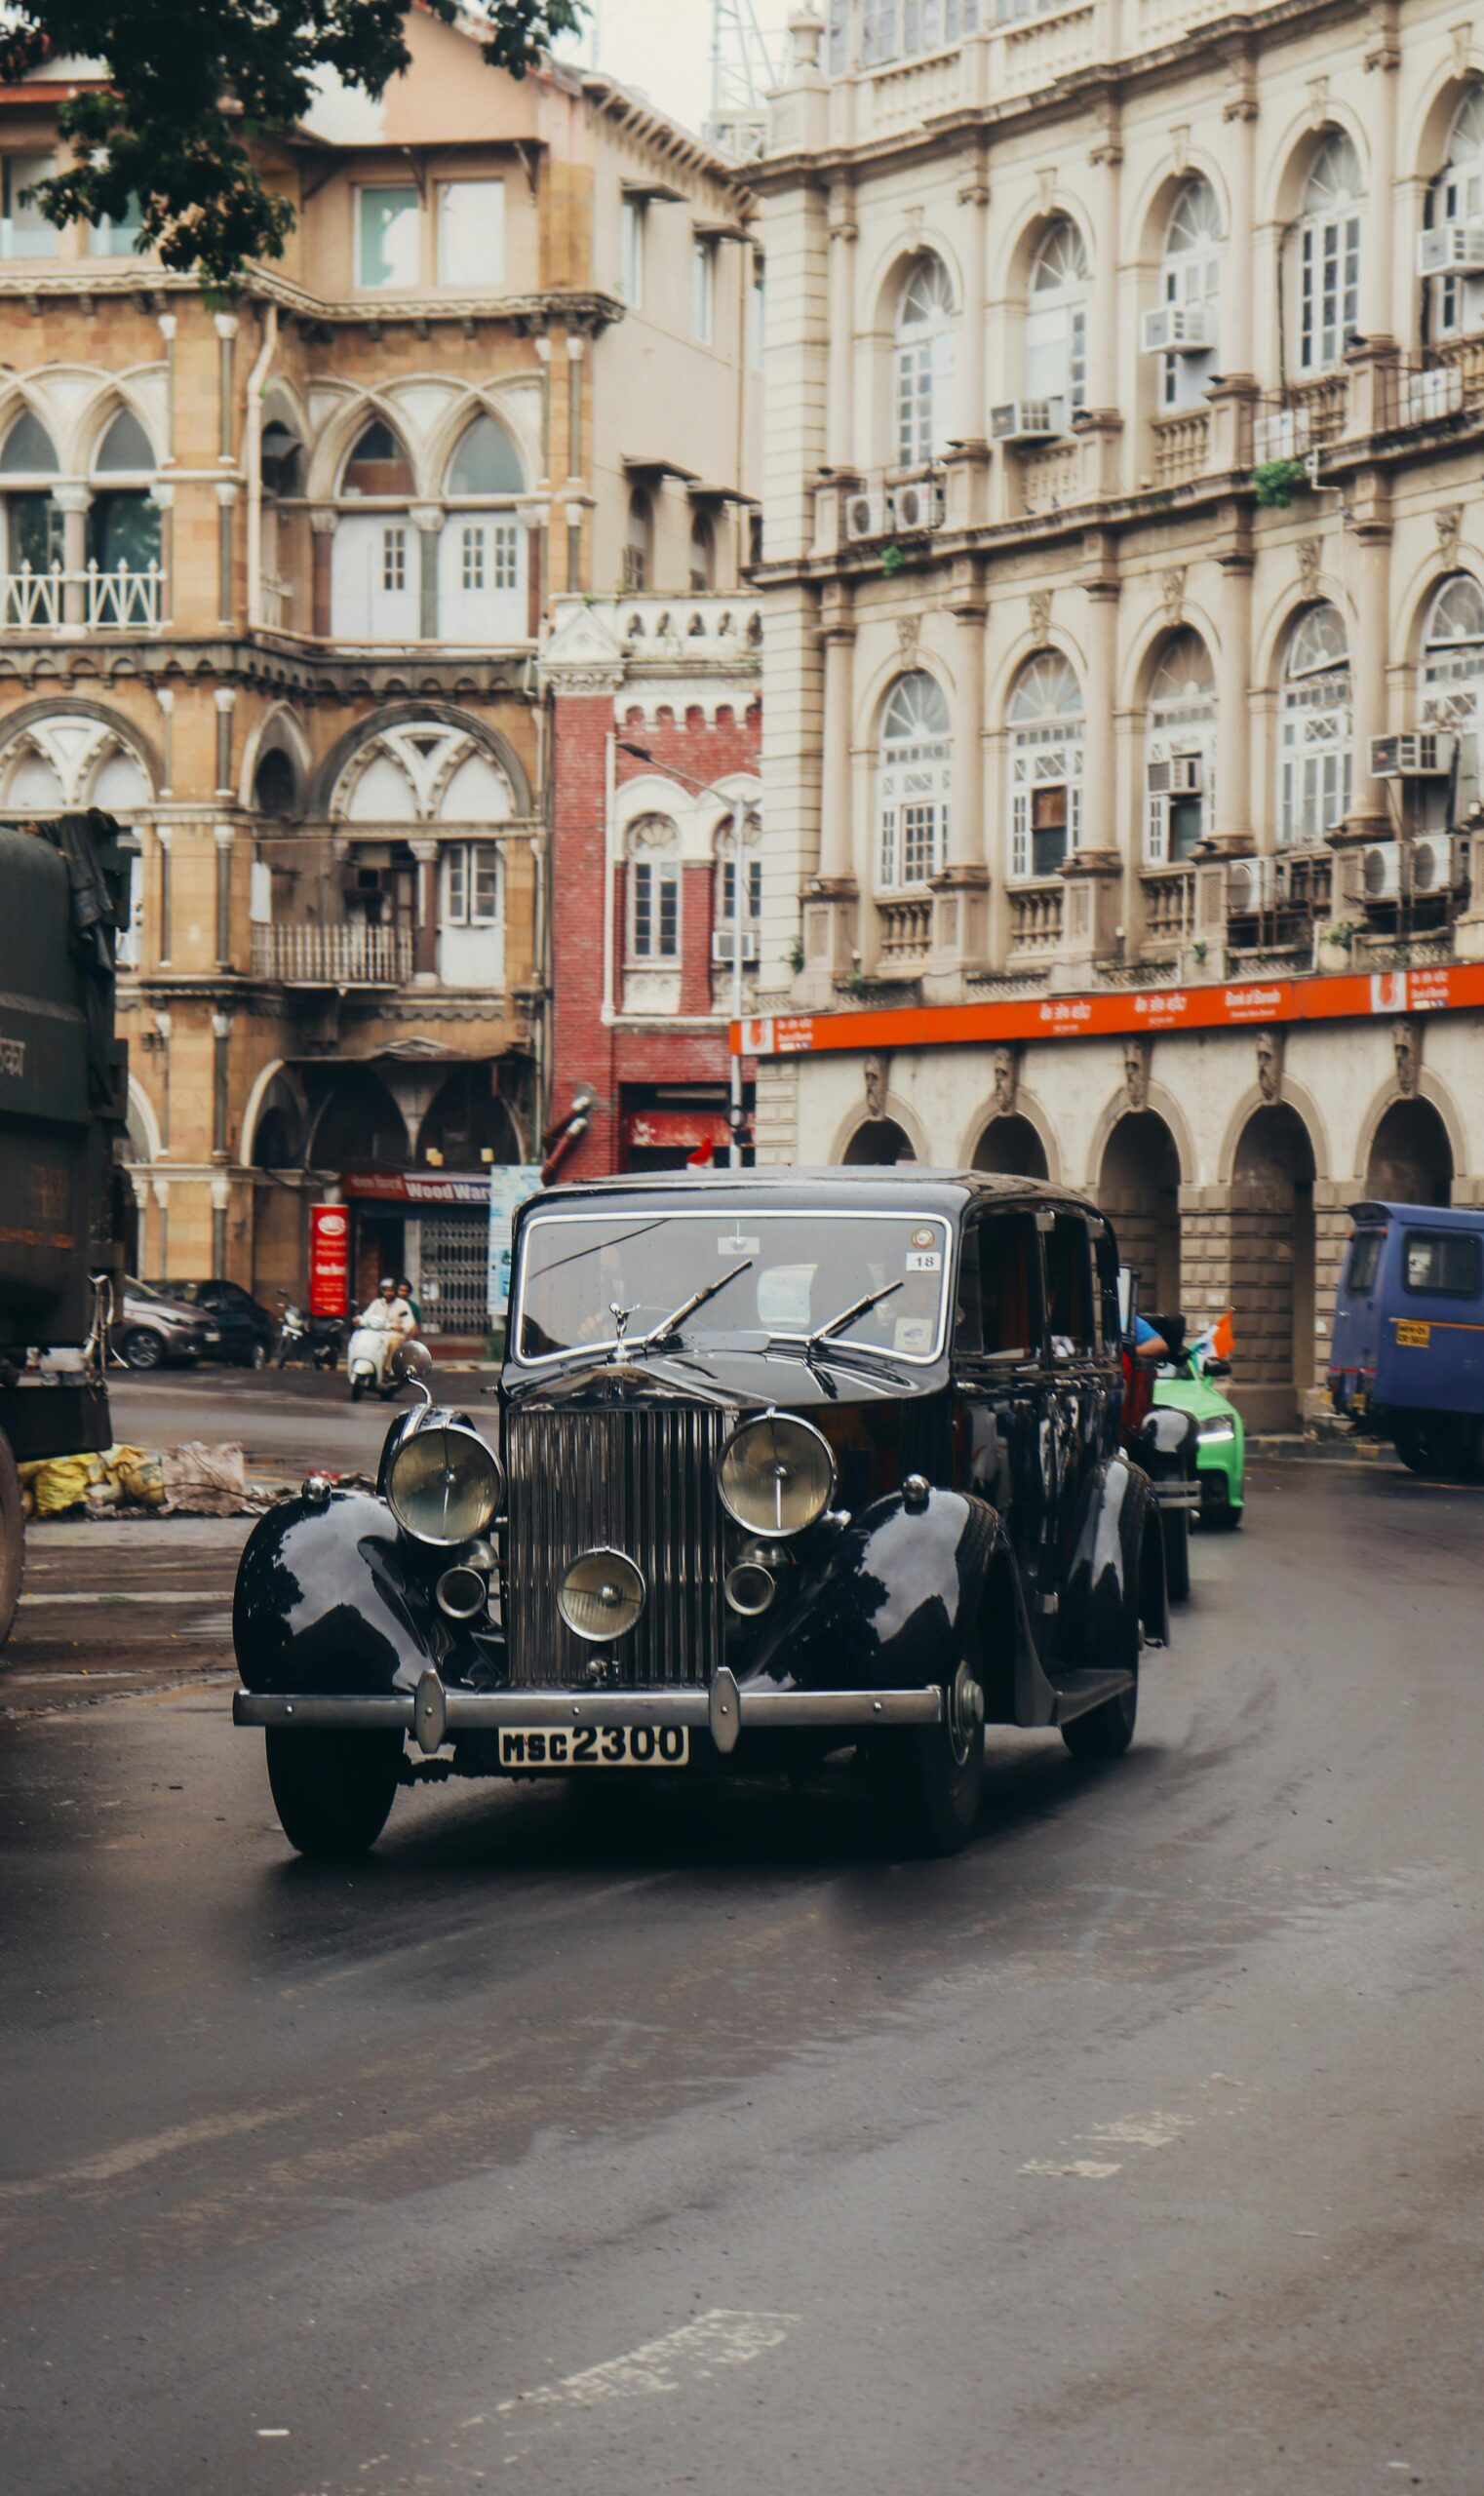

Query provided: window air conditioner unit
[888,477,944,532]
[1361,840,1401,900]
[1417,220,1484,276]
[1404,366,1464,424]
[1149,753,1205,798]
[1369,731,1456,779]
[712,924,760,965]
[1410,835,1458,896]
[1226,855,1279,914]
[1253,407,1312,461]
[843,488,889,542]
[1140,303,1213,354]
[991,397,1064,443]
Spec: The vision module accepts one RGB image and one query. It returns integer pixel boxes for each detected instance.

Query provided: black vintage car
[233,1170,1169,1859]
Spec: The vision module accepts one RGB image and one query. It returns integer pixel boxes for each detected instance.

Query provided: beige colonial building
[753,0,1484,1422]
[0,20,759,1329]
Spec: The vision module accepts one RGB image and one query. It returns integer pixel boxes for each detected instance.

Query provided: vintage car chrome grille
[503,1404,728,1688]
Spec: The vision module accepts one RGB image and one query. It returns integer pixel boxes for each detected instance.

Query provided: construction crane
[703,0,779,161]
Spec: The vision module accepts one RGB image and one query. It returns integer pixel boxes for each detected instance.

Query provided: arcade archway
[1098,1111,1181,1314]
[1365,1098,1453,1207]
[842,1117,917,1165]
[973,1113,1048,1180]
[1231,1103,1317,1429]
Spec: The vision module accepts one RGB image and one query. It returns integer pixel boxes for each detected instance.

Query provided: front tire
[1062,1676,1138,1760]
[350,1374,366,1403]
[1162,1502,1191,1601]
[121,1327,165,1372]
[870,1658,986,1857]
[264,1729,402,1860]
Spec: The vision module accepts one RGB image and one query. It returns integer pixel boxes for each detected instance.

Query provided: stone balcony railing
[253,922,413,988]
[876,894,934,969]
[1151,409,1211,488]
[1253,374,1349,463]
[2,563,164,632]
[1007,883,1065,956]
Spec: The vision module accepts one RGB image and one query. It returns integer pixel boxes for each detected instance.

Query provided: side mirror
[391,1338,434,1387]
[1204,1357,1231,1379]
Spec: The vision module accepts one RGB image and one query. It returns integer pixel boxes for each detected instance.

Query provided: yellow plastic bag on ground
[116,1452,165,1508]
[28,1453,101,1515]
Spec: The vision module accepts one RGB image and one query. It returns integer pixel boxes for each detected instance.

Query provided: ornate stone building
[0,21,759,1329]
[752,0,1484,1422]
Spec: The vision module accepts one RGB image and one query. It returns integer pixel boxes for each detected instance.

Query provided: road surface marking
[495,2310,800,2419]
[0,2099,309,2204]
[1019,2160,1123,2179]
[1078,2112,1194,2150]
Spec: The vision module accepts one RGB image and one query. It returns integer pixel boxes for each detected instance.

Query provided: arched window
[689,512,715,593]
[0,410,61,611]
[894,254,956,466]
[1298,133,1364,375]
[445,413,524,496]
[623,489,652,592]
[714,808,762,956]
[0,410,58,475]
[878,672,952,890]
[1026,220,1090,419]
[1145,631,1215,864]
[0,714,151,815]
[1154,178,1221,411]
[1279,604,1351,843]
[1422,571,1484,817]
[440,413,526,643]
[94,408,154,473]
[332,419,415,640]
[627,815,681,960]
[1425,89,1484,341]
[1007,651,1082,880]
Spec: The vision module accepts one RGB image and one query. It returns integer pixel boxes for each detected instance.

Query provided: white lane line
[0,2099,309,2204]
[495,2310,801,2419]
[1019,2160,1123,2180]
[1077,2112,1194,2151]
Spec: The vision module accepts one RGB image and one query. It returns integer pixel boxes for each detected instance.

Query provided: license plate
[497,1725,689,1770]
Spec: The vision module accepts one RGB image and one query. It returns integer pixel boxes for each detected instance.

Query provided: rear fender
[1058,1453,1167,1668]
[233,1490,446,1696]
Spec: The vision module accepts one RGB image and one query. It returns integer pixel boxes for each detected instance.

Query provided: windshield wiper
[764,1276,906,1363]
[620,1259,754,1360]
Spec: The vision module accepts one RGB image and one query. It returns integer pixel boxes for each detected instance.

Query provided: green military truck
[0,812,130,1645]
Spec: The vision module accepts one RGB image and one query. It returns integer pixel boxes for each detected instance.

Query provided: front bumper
[233,1668,945,1759]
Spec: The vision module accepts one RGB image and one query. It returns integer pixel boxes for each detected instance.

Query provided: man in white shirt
[359,1275,413,1338]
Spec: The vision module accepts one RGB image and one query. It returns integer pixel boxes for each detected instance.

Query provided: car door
[953,1205,1057,1632]
[1039,1208,1107,1592]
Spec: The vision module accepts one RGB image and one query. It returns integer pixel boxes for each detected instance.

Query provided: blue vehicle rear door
[1390,1222,1484,1414]
[1334,1224,1385,1380]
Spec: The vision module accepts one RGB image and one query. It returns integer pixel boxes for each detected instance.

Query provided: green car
[1153,1358,1245,1528]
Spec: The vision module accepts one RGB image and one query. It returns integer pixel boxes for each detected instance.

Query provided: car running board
[1048,1666,1137,1728]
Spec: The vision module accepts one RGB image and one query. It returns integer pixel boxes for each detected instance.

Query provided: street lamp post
[616,741,748,1168]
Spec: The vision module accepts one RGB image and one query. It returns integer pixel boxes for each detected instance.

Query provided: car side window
[1402,1228,1482,1299]
[1044,1212,1095,1357]
[1346,1231,1383,1295]
[954,1227,984,1354]
[976,1211,1043,1359]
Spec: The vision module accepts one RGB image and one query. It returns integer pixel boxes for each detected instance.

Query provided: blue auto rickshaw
[1329,1198,1484,1475]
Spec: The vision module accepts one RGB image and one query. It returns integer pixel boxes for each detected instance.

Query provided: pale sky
[555,0,799,139]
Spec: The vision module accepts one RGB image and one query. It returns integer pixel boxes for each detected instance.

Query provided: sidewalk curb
[1247,1433,1403,1470]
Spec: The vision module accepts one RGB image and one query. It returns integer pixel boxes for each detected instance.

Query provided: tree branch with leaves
[0,1,586,289]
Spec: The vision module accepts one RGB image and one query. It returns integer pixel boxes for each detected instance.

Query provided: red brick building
[541,593,762,1176]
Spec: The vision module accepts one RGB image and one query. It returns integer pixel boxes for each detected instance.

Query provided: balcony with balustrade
[1,563,165,633]
[1006,881,1065,965]
[252,921,413,989]
[875,894,934,973]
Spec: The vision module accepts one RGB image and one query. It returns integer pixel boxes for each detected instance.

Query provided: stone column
[211,1174,230,1274]
[566,334,585,484]
[158,312,176,463]
[153,1009,172,1147]
[1223,85,1258,385]
[826,177,857,473]
[1086,111,1124,494]
[215,823,235,968]
[957,142,990,450]
[801,593,858,988]
[534,334,553,487]
[1059,537,1123,975]
[215,313,238,462]
[155,827,173,962]
[211,1013,233,1160]
[215,685,236,798]
[1340,483,1392,845]
[157,685,175,797]
[1364,15,1399,349]
[1211,526,1255,850]
[565,496,584,594]
[309,509,336,636]
[410,838,440,985]
[410,505,443,642]
[931,564,989,973]
[215,480,238,627]
[54,484,91,629]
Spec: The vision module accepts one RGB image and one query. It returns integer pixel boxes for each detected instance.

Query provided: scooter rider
[361,1275,413,1341]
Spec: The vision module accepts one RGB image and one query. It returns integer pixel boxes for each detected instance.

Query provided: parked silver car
[117,1280,220,1372]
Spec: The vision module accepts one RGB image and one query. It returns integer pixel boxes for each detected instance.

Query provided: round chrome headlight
[719,1413,835,1539]
[386,1423,502,1547]
[559,1547,646,1643]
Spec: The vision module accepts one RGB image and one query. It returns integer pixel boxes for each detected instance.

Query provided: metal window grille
[419,1210,490,1338]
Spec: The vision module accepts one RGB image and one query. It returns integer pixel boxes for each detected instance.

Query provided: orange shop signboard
[730,963,1484,1060]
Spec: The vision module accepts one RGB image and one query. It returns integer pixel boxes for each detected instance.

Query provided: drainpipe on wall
[245,303,279,632]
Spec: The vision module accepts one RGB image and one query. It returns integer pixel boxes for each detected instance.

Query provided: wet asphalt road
[2,1459,1482,2495]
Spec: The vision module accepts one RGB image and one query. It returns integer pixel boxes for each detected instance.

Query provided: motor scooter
[345,1316,407,1402]
[275,1294,311,1367]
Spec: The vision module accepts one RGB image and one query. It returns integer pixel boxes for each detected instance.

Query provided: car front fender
[1138,1403,1198,1481]
[233,1490,445,1696]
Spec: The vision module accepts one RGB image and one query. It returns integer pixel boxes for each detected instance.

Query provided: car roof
[530,1168,1098,1219]
[1349,1199,1484,1229]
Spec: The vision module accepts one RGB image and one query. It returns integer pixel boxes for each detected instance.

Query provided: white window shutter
[1011,789,1030,879]
[1146,784,1169,866]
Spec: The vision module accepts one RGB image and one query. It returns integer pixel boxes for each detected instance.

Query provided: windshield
[514,1208,953,1367]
